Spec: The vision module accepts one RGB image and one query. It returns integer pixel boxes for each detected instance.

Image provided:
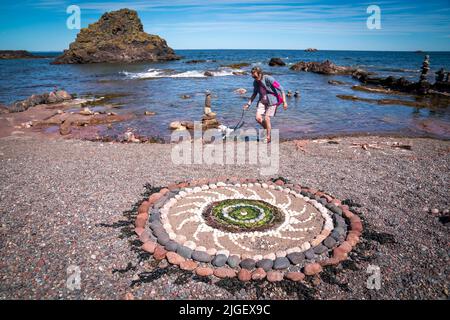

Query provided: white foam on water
[121,67,238,79]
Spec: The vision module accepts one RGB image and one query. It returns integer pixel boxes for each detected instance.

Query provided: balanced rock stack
[417,55,431,94]
[202,92,220,129]
[419,55,430,82]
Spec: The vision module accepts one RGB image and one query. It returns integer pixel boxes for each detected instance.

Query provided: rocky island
[53,8,180,64]
[0,50,50,59]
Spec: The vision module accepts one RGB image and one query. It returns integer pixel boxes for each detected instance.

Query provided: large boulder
[53,9,180,64]
[268,58,286,66]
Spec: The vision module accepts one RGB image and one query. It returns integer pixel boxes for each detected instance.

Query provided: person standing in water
[243,66,287,143]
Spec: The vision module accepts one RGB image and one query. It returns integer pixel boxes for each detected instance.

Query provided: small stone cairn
[202,91,220,129]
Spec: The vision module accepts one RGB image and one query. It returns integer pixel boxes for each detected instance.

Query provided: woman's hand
[283,101,288,110]
[243,102,250,110]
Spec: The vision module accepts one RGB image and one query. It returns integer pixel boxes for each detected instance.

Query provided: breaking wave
[121,68,238,79]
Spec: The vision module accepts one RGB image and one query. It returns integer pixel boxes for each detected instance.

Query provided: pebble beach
[0,134,448,300]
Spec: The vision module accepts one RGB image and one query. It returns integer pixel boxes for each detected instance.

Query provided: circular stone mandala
[134,178,363,282]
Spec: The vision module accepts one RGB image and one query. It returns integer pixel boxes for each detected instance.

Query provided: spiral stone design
[206,199,282,231]
[134,178,364,282]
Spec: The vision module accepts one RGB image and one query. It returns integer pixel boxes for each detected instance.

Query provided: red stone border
[133,178,363,282]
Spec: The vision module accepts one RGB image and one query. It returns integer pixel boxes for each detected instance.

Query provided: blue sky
[0,0,449,51]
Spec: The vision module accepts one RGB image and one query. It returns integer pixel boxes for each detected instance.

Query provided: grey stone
[240,259,256,270]
[149,210,160,222]
[273,257,290,270]
[212,254,228,267]
[156,234,170,246]
[304,249,316,260]
[324,236,337,249]
[256,259,273,271]
[287,252,305,265]
[149,220,163,230]
[227,255,240,268]
[176,246,192,259]
[319,198,328,206]
[191,251,212,263]
[331,227,346,240]
[330,206,342,215]
[333,215,346,228]
[152,227,167,239]
[154,195,169,209]
[313,244,328,254]
[164,240,178,252]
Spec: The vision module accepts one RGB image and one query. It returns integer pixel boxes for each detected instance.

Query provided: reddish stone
[303,263,323,276]
[285,272,305,282]
[339,241,353,253]
[315,191,325,197]
[229,177,239,183]
[247,178,257,183]
[135,212,148,228]
[332,247,348,262]
[340,204,349,211]
[138,201,150,214]
[351,220,363,233]
[274,179,284,186]
[266,271,284,282]
[180,260,198,271]
[196,267,214,277]
[168,183,179,191]
[198,178,209,185]
[159,188,169,196]
[251,268,267,280]
[123,292,135,300]
[166,252,185,265]
[308,188,318,194]
[142,241,156,254]
[139,230,151,243]
[214,267,237,278]
[148,193,163,204]
[153,245,167,260]
[346,233,360,246]
[134,227,145,236]
[239,177,247,184]
[177,182,189,189]
[331,199,341,206]
[318,257,340,267]
[342,208,355,219]
[322,194,333,203]
[238,269,252,282]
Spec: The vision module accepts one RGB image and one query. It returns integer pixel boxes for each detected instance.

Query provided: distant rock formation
[0,50,49,59]
[53,9,179,64]
[268,57,286,66]
[305,48,318,52]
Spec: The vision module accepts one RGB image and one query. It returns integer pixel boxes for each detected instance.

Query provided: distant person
[243,66,287,143]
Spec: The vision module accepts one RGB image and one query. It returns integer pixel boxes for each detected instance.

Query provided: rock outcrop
[305,48,318,52]
[8,90,72,113]
[53,9,179,64]
[290,60,364,76]
[268,58,286,66]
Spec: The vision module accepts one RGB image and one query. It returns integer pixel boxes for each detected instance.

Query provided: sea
[1,50,449,141]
